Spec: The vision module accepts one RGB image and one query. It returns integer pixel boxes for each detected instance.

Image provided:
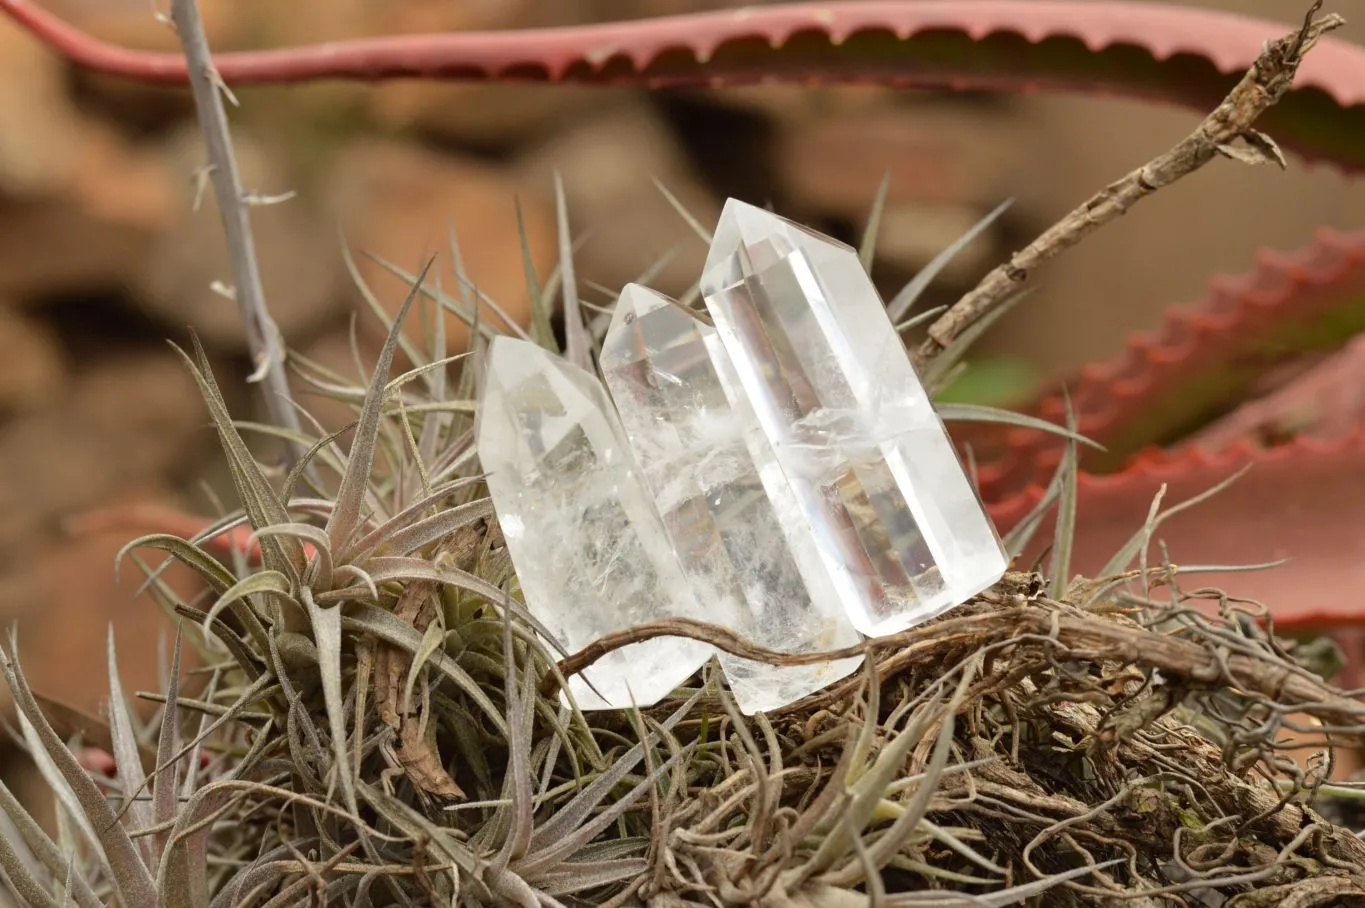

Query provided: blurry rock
[0,492,207,723]
[690,85,901,123]
[327,140,554,353]
[590,0,742,20]
[0,198,155,301]
[358,0,620,149]
[518,107,722,298]
[137,125,345,351]
[0,13,88,196]
[374,84,626,151]
[69,124,182,232]
[0,308,65,414]
[0,125,177,301]
[777,105,1022,220]
[47,0,243,49]
[0,353,207,566]
[266,0,510,43]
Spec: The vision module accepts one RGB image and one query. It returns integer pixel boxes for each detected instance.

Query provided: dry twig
[916,1,1344,365]
[374,579,466,801]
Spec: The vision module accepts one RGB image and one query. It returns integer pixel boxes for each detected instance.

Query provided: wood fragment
[374,521,492,802]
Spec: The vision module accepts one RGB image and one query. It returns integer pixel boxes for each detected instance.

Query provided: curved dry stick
[548,591,1365,736]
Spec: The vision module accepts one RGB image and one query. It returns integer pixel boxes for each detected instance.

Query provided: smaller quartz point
[700,199,1008,637]
[601,284,864,714]
[475,336,715,710]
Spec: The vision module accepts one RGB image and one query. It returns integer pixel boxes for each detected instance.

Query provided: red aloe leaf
[1180,333,1365,450]
[988,430,1365,633]
[1,0,1363,172]
[965,227,1365,497]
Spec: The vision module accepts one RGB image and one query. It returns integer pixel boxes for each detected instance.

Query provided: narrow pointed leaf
[107,631,154,860]
[554,172,590,371]
[0,635,156,906]
[888,199,1011,321]
[0,783,102,908]
[326,258,433,556]
[170,337,304,578]
[302,587,359,819]
[341,603,509,737]
[150,631,185,867]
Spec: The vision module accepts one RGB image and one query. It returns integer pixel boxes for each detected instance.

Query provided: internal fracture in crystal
[699,198,1008,637]
[600,284,864,714]
[475,336,715,710]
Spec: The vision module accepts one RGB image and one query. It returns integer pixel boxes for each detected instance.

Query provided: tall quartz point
[475,336,716,710]
[700,199,1008,637]
[601,284,864,714]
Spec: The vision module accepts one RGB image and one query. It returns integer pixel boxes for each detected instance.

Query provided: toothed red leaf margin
[960,227,1365,498]
[1,0,1363,173]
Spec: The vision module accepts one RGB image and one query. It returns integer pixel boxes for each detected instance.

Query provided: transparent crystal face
[700,199,1008,636]
[475,336,714,709]
[600,285,864,714]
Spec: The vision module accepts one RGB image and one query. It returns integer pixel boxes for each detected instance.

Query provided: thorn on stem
[191,164,215,212]
[208,66,239,107]
[248,350,273,383]
[151,0,176,32]
[244,190,298,207]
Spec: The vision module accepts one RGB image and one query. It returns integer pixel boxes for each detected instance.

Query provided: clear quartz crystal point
[699,198,1008,637]
[475,336,714,710]
[600,284,864,714]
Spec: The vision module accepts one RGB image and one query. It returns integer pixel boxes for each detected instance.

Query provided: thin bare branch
[915,2,1344,365]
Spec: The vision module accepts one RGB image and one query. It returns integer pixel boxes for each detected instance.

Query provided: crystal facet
[700,198,1008,637]
[475,336,715,710]
[600,284,864,714]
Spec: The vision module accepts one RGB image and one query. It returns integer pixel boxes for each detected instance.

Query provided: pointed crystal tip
[703,197,858,294]
[697,197,1008,638]
[475,335,714,711]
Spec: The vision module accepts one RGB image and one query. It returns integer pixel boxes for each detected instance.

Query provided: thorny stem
[915,1,1344,366]
[169,0,306,471]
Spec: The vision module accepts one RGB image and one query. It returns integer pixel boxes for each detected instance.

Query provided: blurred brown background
[0,0,1360,749]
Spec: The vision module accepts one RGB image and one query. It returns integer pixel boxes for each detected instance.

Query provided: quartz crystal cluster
[475,198,1008,714]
